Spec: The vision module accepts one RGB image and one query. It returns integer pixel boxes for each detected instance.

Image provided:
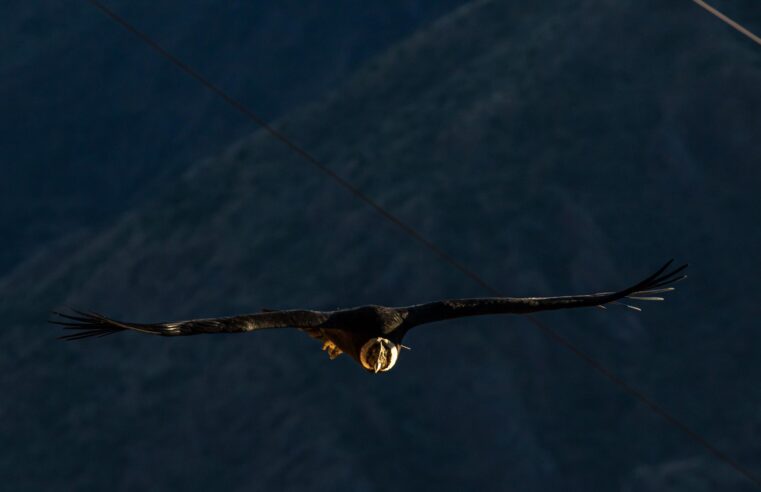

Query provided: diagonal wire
[693,0,761,47]
[84,0,761,487]
[84,0,492,295]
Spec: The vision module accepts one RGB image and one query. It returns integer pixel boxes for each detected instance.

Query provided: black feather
[51,310,126,340]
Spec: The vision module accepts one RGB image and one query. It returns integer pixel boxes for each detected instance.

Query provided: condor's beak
[373,345,383,373]
[373,343,386,373]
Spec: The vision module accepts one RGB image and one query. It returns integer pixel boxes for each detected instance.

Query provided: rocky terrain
[0,0,465,274]
[1,0,759,490]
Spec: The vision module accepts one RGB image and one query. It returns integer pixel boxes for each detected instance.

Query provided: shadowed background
[1,0,760,490]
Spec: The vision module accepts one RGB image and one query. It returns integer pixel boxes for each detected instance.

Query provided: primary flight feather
[51,260,686,373]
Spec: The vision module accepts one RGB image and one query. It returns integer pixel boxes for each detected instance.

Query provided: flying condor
[52,260,686,373]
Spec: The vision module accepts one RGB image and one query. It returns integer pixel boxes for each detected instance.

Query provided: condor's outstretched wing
[52,309,330,341]
[400,260,686,330]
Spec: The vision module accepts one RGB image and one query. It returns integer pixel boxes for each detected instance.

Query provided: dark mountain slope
[1,0,760,490]
[0,0,466,274]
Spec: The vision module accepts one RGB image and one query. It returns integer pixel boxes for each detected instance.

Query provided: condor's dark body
[52,260,686,372]
[310,305,408,361]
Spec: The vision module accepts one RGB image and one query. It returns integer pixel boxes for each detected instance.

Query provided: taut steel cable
[84,0,761,487]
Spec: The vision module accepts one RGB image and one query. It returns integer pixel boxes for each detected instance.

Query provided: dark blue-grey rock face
[1,0,760,491]
[0,0,466,274]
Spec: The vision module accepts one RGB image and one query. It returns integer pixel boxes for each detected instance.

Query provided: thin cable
[528,314,761,488]
[693,0,761,47]
[85,0,760,487]
[85,0,489,294]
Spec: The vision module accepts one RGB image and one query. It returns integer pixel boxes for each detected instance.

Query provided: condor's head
[359,337,400,373]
